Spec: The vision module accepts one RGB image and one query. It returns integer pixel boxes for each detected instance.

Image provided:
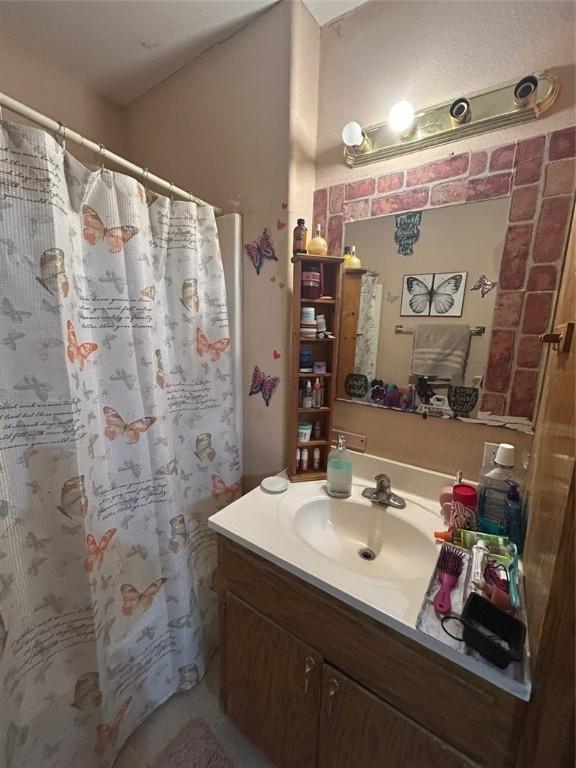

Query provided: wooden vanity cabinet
[218,536,525,768]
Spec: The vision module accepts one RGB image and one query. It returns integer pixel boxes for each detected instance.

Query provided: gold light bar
[343,72,559,167]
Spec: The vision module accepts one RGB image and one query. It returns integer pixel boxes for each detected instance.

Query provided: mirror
[336,198,515,422]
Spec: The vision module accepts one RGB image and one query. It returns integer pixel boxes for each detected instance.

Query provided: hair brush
[434,544,464,615]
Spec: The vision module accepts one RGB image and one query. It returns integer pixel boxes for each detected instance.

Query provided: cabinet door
[319,665,475,768]
[223,593,322,768]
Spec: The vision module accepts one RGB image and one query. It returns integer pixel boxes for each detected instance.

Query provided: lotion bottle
[326,435,352,498]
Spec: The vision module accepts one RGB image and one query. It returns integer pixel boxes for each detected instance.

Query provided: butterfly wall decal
[211,474,241,508]
[470,273,497,298]
[196,328,230,361]
[103,407,156,444]
[402,273,465,316]
[84,529,117,572]
[82,205,138,254]
[93,697,132,754]
[66,321,98,370]
[249,366,279,407]
[244,228,278,275]
[120,578,167,616]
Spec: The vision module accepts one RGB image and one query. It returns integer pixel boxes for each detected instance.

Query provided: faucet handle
[374,473,391,492]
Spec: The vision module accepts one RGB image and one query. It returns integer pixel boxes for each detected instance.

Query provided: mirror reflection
[336,198,509,420]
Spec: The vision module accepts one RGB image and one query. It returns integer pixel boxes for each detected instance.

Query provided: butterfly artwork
[168,514,187,553]
[196,327,230,362]
[99,269,126,295]
[120,578,167,617]
[244,228,278,275]
[0,298,32,323]
[156,458,178,476]
[66,321,98,371]
[470,273,497,298]
[93,697,132,755]
[82,205,139,254]
[211,474,241,508]
[249,365,279,407]
[136,625,156,643]
[118,459,142,479]
[110,368,136,390]
[33,594,65,614]
[400,272,466,317]
[103,407,156,445]
[167,600,200,630]
[57,475,88,519]
[41,298,60,315]
[84,529,117,573]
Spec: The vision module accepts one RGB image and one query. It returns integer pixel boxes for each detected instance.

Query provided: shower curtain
[0,121,240,768]
[354,272,381,381]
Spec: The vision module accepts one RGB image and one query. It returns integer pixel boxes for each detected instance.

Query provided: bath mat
[153,717,235,768]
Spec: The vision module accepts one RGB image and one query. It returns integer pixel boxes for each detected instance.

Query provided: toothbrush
[434,545,464,615]
[508,543,520,609]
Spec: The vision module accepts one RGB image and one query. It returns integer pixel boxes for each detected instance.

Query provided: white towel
[411,325,471,382]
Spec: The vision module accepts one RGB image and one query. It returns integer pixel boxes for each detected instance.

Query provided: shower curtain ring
[98,143,106,172]
[57,121,67,152]
[142,167,150,188]
[169,181,175,201]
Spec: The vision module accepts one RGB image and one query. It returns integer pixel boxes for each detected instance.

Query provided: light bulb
[341,121,364,148]
[388,101,415,134]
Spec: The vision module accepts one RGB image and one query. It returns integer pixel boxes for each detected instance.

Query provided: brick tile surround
[313,127,576,418]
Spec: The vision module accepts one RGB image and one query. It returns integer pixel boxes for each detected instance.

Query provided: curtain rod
[0,91,222,216]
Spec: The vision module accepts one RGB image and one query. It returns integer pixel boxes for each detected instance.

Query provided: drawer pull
[304,655,316,695]
[326,677,340,717]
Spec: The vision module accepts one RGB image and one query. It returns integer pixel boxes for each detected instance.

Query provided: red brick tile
[480,393,507,416]
[499,224,533,290]
[509,369,538,418]
[516,135,545,162]
[329,184,345,214]
[550,127,576,160]
[493,291,524,327]
[376,171,404,194]
[514,155,543,186]
[345,178,375,201]
[466,173,511,201]
[313,188,327,233]
[522,292,554,334]
[406,154,469,186]
[517,336,543,368]
[327,214,343,257]
[490,144,516,171]
[485,330,515,393]
[533,196,572,262]
[544,159,576,197]
[509,186,538,222]
[527,265,558,291]
[469,151,488,177]
[342,198,370,222]
[430,179,467,206]
[371,188,429,216]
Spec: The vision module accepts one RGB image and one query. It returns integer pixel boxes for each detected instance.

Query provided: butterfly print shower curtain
[0,122,240,768]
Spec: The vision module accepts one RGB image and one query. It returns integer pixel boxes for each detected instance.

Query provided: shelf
[297,440,329,447]
[298,373,332,378]
[292,253,345,264]
[289,471,327,483]
[301,298,336,305]
[298,407,331,413]
[299,337,336,343]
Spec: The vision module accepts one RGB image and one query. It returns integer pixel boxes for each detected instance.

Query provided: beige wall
[317,0,576,188]
[0,34,126,160]
[344,197,509,387]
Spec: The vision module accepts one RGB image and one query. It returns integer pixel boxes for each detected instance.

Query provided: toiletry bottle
[347,245,362,268]
[320,378,325,406]
[477,443,516,536]
[296,448,301,472]
[312,447,321,471]
[293,218,307,255]
[327,435,353,498]
[312,420,321,440]
[313,378,322,408]
[343,245,352,264]
[301,448,309,473]
[468,539,489,595]
[303,380,313,409]
[307,224,328,256]
[505,481,524,554]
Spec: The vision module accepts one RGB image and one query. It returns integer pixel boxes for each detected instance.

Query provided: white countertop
[209,452,531,701]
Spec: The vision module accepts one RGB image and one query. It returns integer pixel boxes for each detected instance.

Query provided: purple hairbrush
[434,545,464,615]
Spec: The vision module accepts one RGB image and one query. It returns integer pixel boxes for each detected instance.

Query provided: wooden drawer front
[319,664,477,768]
[218,537,524,768]
[223,592,321,768]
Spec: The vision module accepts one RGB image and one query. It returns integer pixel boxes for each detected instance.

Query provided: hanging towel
[411,324,471,382]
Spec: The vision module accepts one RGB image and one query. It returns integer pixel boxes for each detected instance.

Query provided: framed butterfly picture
[400,272,467,317]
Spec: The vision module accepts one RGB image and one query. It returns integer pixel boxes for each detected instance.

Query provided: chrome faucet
[362,474,406,509]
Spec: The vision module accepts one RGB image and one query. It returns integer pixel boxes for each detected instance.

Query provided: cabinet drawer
[218,536,524,768]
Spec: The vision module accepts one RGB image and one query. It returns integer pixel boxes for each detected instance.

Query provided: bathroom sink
[278,485,438,583]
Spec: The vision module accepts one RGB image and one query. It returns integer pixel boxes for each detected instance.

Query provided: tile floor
[114,655,272,768]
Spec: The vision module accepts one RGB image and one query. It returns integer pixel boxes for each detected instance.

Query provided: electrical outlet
[482,441,499,471]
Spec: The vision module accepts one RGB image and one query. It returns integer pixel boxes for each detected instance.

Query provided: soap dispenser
[326,435,353,498]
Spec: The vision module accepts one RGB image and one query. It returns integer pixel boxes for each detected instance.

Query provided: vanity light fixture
[342,71,560,167]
